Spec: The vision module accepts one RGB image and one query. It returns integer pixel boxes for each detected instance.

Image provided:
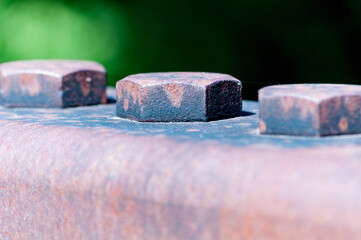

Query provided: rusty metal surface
[259,84,361,136]
[116,72,242,122]
[0,60,107,108]
[1,88,361,239]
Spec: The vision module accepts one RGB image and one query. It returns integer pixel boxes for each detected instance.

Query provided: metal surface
[1,88,361,239]
[259,84,361,136]
[0,60,107,108]
[116,72,242,122]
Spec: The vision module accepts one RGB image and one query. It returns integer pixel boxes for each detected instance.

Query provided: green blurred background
[0,0,360,100]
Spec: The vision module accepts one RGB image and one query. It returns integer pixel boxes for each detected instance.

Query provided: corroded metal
[0,60,107,108]
[116,72,242,122]
[259,84,361,136]
[1,88,361,239]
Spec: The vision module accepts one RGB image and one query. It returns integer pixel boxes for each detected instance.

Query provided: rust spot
[124,82,141,105]
[339,117,348,132]
[163,84,185,108]
[124,99,129,111]
[101,92,107,104]
[116,87,123,100]
[81,80,91,96]
[19,74,41,96]
[280,97,294,114]
[131,85,140,104]
[259,119,267,133]
[298,101,318,129]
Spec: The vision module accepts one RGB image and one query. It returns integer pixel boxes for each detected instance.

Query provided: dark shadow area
[106,97,116,104]
[241,111,256,117]
[206,110,256,122]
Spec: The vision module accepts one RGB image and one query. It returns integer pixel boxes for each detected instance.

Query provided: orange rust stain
[124,99,129,111]
[81,80,91,96]
[19,74,41,96]
[279,97,317,124]
[133,90,141,105]
[163,83,185,107]
[279,97,295,114]
[101,91,107,104]
[297,100,315,120]
[339,117,348,132]
[294,100,318,129]
[259,120,267,133]
[124,82,141,105]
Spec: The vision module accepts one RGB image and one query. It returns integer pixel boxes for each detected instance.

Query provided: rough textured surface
[116,72,242,122]
[0,60,107,108]
[259,84,361,136]
[1,88,361,239]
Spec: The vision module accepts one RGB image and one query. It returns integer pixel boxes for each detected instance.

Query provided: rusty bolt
[116,72,242,122]
[0,60,107,108]
[259,84,361,136]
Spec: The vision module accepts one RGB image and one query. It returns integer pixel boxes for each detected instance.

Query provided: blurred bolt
[0,60,107,108]
[116,72,242,122]
[259,84,361,136]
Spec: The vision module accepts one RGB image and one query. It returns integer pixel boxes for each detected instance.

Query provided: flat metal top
[260,84,361,102]
[0,88,361,149]
[120,72,239,87]
[0,60,106,77]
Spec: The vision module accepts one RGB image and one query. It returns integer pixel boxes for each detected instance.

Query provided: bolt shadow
[106,97,117,104]
[208,110,256,122]
[241,111,255,116]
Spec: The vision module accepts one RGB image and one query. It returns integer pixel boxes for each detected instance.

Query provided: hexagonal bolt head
[116,72,242,122]
[259,84,361,136]
[0,60,107,108]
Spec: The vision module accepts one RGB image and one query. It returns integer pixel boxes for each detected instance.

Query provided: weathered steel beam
[0,88,360,239]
